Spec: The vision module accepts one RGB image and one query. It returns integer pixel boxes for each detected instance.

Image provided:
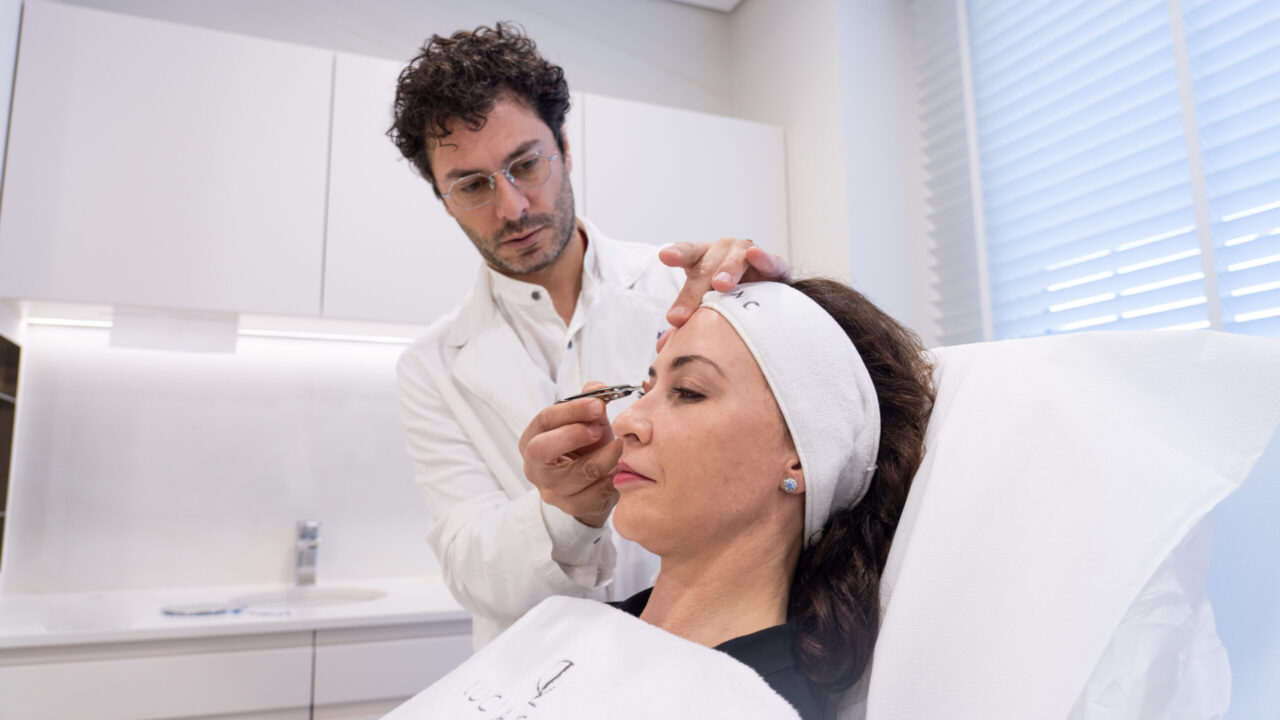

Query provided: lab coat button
[532,290,542,300]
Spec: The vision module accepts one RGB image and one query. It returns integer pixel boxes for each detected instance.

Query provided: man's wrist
[573,512,608,529]
[542,499,610,566]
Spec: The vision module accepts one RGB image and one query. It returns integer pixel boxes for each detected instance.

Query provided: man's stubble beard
[465,173,576,277]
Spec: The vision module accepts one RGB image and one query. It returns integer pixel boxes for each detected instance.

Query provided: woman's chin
[611,502,639,541]
[611,502,664,553]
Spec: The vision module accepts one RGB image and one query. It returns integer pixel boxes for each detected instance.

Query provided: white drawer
[0,633,313,720]
[313,621,472,707]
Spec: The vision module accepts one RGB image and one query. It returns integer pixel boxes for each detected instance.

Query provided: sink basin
[230,586,387,609]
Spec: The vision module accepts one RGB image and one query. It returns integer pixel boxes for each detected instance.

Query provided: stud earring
[781,477,800,494]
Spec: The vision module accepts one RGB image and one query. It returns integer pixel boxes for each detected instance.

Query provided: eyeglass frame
[439,151,562,211]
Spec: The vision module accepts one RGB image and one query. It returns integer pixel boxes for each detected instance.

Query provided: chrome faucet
[296,520,320,586]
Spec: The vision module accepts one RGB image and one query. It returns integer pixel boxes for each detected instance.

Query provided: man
[389,23,788,646]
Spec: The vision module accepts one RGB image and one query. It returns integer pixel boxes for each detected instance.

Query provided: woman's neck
[640,537,797,649]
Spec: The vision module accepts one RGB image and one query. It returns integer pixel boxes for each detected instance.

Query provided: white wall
[0,325,435,592]
[835,0,934,345]
[0,0,21,224]
[50,0,735,116]
[0,300,20,344]
[728,0,934,345]
[730,0,849,280]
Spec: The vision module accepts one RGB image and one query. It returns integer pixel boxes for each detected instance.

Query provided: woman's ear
[783,458,806,495]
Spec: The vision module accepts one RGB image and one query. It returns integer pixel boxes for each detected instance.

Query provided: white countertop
[0,576,469,650]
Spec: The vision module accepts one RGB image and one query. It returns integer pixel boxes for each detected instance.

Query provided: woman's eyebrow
[647,355,725,379]
[669,354,725,375]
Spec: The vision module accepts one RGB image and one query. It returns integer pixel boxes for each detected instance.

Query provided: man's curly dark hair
[388,22,571,198]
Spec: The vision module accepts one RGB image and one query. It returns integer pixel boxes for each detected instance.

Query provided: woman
[384,278,934,720]
[607,278,934,718]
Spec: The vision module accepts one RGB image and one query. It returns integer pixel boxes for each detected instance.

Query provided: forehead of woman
[657,309,765,383]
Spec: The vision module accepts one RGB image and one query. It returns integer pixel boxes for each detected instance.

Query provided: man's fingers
[574,438,623,488]
[523,422,605,467]
[518,397,607,452]
[709,240,753,292]
[666,238,772,327]
[743,246,791,282]
[665,238,737,325]
[530,437,622,501]
[654,245,785,347]
[658,242,703,269]
[573,474,620,511]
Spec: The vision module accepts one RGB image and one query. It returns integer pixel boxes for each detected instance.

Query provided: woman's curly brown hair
[388,22,571,198]
[786,278,936,704]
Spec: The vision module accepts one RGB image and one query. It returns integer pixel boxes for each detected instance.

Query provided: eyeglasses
[441,152,560,210]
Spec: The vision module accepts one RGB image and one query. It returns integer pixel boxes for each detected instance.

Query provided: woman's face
[611,308,804,558]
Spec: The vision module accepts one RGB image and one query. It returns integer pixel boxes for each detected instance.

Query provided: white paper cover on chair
[858,331,1280,720]
[382,595,802,720]
[1065,517,1229,719]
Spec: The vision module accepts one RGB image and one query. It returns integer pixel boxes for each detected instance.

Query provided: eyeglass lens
[447,153,555,210]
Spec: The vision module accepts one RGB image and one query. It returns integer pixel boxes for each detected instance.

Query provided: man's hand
[519,383,622,528]
[659,238,791,331]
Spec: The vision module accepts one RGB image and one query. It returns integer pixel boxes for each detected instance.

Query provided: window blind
[914,0,1280,341]
[971,0,1208,338]
[1184,0,1280,337]
[914,0,988,345]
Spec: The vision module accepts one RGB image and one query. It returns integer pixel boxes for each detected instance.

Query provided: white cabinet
[0,632,313,720]
[0,621,472,720]
[0,4,789,325]
[312,620,473,719]
[320,51,586,324]
[581,94,789,256]
[0,2,331,316]
[320,53,477,325]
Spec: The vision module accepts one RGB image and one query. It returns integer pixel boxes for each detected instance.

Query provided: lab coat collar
[484,220,601,312]
[443,217,652,349]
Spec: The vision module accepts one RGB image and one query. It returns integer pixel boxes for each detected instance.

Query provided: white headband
[700,283,881,547]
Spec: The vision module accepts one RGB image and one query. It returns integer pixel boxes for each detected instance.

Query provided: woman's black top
[610,588,825,720]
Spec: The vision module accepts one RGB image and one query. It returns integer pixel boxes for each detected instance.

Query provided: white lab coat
[397,218,682,647]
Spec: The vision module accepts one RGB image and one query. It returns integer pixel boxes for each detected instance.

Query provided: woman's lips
[613,462,654,489]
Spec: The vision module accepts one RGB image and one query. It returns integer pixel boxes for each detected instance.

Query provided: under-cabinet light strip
[26,318,113,328]
[237,329,415,344]
[25,318,416,345]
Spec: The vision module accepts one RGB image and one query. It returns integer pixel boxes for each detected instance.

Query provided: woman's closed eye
[640,377,704,402]
[671,386,705,401]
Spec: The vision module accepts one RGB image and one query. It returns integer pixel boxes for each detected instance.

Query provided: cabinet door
[322,52,586,324]
[321,53,475,324]
[312,621,473,718]
[0,633,313,719]
[581,93,789,256]
[0,2,331,316]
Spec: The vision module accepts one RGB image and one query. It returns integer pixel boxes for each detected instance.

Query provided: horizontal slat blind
[1183,0,1280,336]
[968,0,1211,338]
[915,0,987,345]
[915,0,1280,342]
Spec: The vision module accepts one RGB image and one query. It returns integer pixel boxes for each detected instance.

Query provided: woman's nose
[612,396,651,445]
